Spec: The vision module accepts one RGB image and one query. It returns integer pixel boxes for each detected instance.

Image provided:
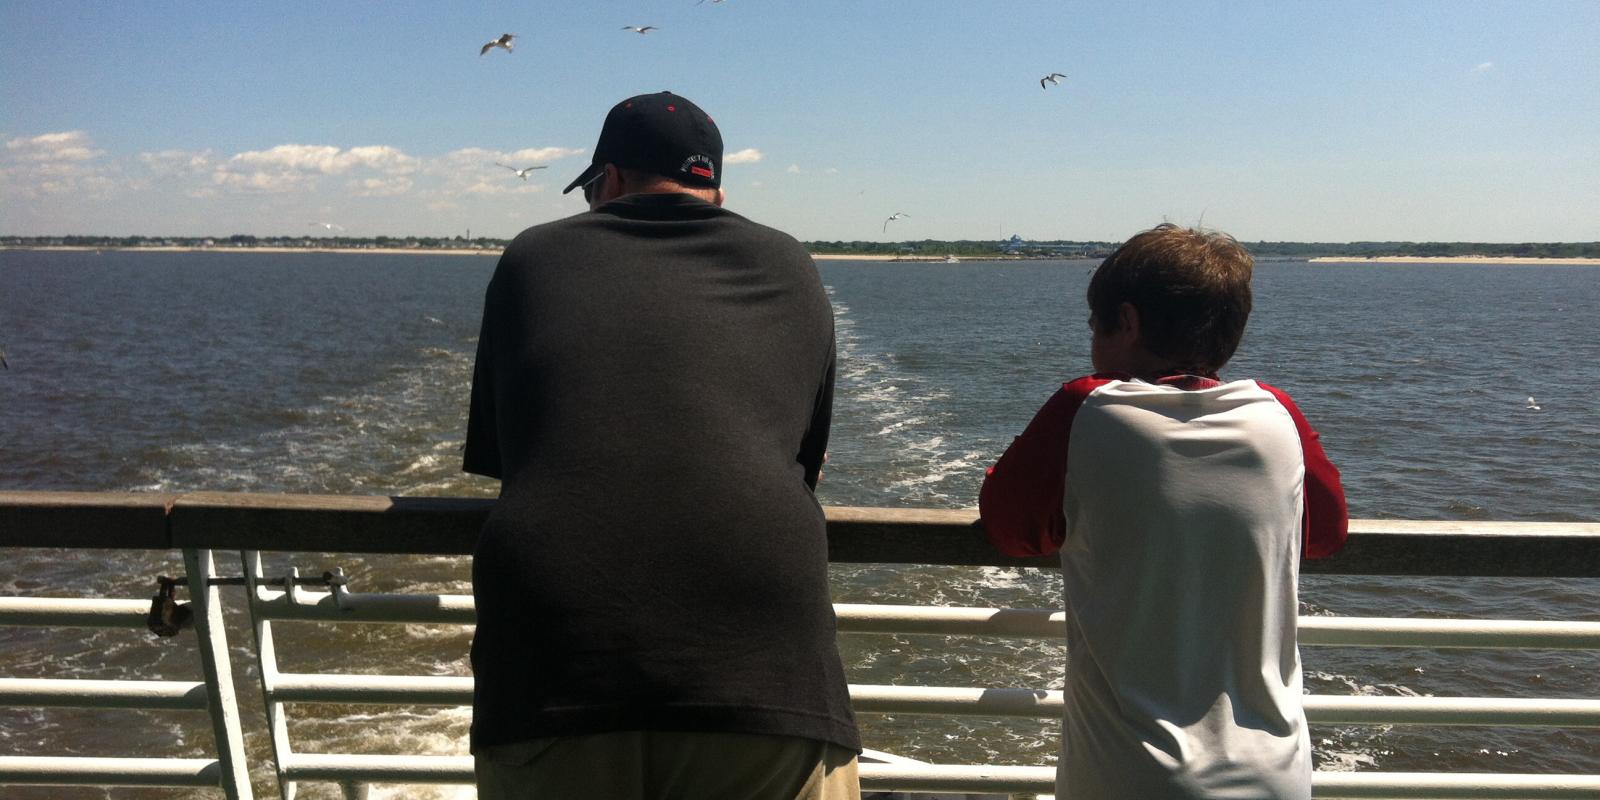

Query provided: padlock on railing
[146,575,193,637]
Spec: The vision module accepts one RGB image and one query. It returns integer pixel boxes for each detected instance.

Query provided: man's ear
[713,188,726,207]
[602,164,623,198]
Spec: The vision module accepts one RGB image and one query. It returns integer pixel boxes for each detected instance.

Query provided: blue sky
[3,1,1596,242]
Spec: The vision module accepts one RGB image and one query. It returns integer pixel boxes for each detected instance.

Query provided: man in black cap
[464,91,860,798]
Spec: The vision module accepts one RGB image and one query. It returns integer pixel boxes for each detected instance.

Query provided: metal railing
[0,548,253,798]
[1,490,1599,799]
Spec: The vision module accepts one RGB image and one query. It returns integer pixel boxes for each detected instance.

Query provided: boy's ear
[1116,302,1142,343]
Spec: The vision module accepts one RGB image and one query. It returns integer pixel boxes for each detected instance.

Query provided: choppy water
[1,250,1597,798]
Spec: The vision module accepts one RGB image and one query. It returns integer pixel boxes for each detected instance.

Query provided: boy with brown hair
[980,223,1347,799]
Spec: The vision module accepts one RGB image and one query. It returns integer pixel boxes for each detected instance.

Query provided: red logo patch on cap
[679,154,716,182]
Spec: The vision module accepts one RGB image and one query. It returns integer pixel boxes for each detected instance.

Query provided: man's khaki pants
[475,730,861,800]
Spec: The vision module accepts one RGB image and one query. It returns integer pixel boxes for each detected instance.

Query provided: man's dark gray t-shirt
[463,193,857,753]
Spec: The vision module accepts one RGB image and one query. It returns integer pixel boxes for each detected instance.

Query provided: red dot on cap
[667,105,676,112]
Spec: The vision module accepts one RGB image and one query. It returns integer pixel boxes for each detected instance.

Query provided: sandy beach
[1309,255,1600,265]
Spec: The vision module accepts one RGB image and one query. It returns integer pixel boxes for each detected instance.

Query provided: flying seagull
[1526,396,1542,411]
[495,162,548,180]
[622,26,658,34]
[1040,72,1067,90]
[480,33,516,56]
[309,222,346,232]
[698,0,727,4]
[883,212,908,233]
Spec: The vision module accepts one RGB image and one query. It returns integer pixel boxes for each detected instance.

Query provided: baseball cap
[562,91,724,194]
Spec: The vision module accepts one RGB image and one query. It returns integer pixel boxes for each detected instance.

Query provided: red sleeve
[1259,382,1349,559]
[979,377,1107,557]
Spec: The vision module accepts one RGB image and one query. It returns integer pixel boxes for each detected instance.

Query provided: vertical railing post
[184,547,254,800]
[243,551,296,800]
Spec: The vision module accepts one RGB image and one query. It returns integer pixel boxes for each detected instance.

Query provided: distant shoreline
[1308,255,1600,265]
[2,246,1012,262]
[7,247,1596,265]
[0,245,501,256]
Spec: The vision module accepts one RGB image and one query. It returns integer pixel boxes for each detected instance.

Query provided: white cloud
[211,169,311,193]
[434,146,583,172]
[1,130,114,197]
[139,149,214,176]
[786,164,802,174]
[227,144,418,175]
[345,145,419,174]
[725,148,763,165]
[504,146,584,164]
[5,130,104,162]
[429,146,579,197]
[460,180,541,196]
[825,167,839,175]
[349,176,415,197]
[1470,61,1494,74]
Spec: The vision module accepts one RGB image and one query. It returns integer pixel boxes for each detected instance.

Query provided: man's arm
[1260,383,1349,559]
[462,282,503,480]
[979,379,1100,557]
[797,342,836,490]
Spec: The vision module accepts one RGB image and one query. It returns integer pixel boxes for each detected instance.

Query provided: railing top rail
[2,490,1597,577]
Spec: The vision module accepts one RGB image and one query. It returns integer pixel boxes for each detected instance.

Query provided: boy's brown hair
[1087,223,1254,374]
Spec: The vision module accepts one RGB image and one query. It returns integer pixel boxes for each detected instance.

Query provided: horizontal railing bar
[251,590,1600,650]
[274,673,468,706]
[0,491,175,549]
[273,753,1600,798]
[253,586,475,624]
[0,596,151,628]
[2,490,1597,575]
[268,675,1600,726]
[835,603,1064,637]
[1305,696,1600,727]
[1312,772,1600,799]
[0,756,221,787]
[280,753,473,783]
[1298,616,1600,649]
[0,678,210,710]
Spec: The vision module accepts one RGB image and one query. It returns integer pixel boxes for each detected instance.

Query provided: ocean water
[1,249,1597,797]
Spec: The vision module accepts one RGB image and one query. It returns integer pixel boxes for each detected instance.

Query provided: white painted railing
[0,549,254,798]
[1,491,1598,799]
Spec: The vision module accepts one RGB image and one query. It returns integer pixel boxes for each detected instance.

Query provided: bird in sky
[495,162,548,180]
[1040,72,1067,89]
[480,33,516,56]
[309,222,345,232]
[622,26,658,34]
[883,212,908,233]
[698,0,727,5]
